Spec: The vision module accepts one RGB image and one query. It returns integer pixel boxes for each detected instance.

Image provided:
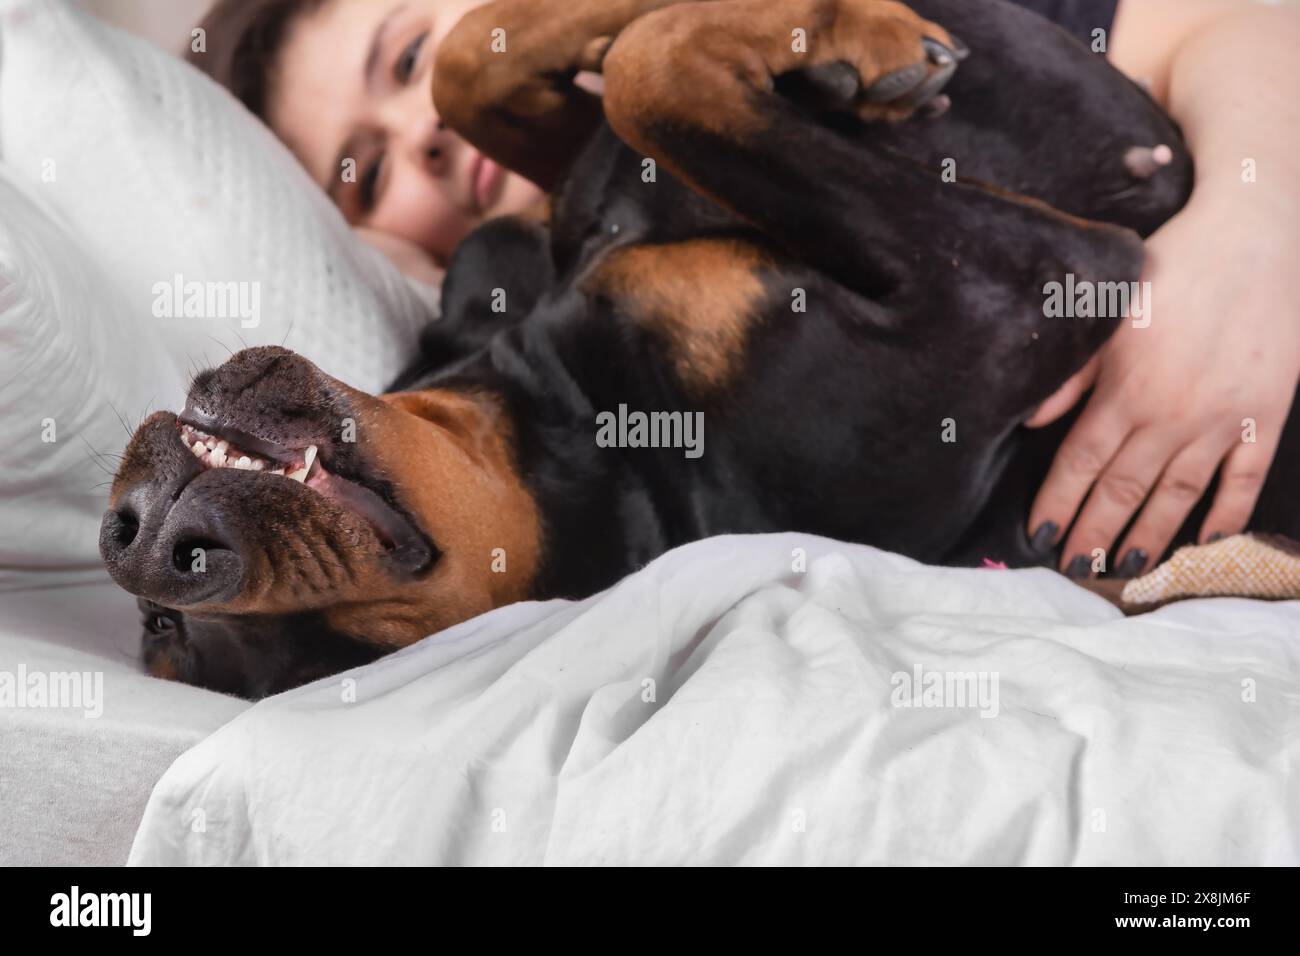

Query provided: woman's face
[267,0,545,265]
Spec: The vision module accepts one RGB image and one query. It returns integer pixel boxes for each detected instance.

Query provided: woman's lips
[473,154,505,213]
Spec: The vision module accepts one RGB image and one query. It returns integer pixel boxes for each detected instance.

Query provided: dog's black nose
[99,418,245,607]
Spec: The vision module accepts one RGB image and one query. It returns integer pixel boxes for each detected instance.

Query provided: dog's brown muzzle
[99,347,433,613]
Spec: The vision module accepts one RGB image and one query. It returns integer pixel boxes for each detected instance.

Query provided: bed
[0,575,247,865]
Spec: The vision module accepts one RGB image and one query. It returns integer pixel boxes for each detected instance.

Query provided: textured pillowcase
[0,0,438,575]
[0,166,178,576]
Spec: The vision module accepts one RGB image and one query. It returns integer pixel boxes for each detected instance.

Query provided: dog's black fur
[398,0,1188,591]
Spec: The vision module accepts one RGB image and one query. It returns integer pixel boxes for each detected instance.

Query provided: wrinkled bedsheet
[128,534,1300,865]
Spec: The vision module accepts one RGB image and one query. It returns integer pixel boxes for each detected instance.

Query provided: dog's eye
[147,614,176,634]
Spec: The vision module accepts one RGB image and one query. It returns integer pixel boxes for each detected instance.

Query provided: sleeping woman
[189,0,1300,581]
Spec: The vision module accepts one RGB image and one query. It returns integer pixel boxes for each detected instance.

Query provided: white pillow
[0,0,438,574]
[0,166,177,575]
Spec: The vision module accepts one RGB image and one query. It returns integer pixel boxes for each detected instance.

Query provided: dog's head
[101,347,541,698]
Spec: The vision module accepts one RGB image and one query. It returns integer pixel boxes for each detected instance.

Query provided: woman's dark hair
[187,0,327,120]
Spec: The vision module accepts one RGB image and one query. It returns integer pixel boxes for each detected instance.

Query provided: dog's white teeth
[303,444,318,472]
[287,467,309,483]
[178,425,289,476]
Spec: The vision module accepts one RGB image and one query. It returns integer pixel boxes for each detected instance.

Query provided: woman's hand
[1026,192,1300,578]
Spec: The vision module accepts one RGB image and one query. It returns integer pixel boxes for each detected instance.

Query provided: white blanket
[127,534,1300,865]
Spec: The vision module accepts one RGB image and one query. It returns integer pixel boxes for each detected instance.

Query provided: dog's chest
[549,122,747,280]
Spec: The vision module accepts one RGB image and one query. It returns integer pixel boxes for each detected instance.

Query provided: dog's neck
[467,324,680,602]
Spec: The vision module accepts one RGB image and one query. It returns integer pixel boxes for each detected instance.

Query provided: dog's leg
[885,0,1193,236]
[433,0,698,190]
[602,0,1142,299]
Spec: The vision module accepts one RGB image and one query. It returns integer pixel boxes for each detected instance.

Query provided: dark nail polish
[1030,522,1059,553]
[1065,555,1091,580]
[1208,532,1225,543]
[1116,548,1148,579]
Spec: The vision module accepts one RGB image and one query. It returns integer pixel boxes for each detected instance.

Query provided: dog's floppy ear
[392,215,556,386]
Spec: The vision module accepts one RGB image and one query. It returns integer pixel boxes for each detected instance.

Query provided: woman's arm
[1027,0,1300,578]
[1113,0,1300,203]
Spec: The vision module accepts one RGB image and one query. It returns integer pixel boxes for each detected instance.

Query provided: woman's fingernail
[1116,548,1148,579]
[1030,522,1059,553]
[1065,555,1091,579]
[1207,532,1225,543]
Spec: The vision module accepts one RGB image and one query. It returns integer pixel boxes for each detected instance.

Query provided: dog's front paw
[806,0,966,122]
[864,35,965,116]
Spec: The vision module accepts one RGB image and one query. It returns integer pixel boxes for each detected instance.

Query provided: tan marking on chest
[582,238,770,397]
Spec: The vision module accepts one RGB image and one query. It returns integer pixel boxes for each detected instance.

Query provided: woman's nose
[400,103,451,177]
[376,74,452,172]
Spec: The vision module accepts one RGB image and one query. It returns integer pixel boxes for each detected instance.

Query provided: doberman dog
[100,0,1298,698]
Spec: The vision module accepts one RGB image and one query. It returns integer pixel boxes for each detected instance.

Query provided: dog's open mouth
[179,420,319,480]
[176,410,432,572]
